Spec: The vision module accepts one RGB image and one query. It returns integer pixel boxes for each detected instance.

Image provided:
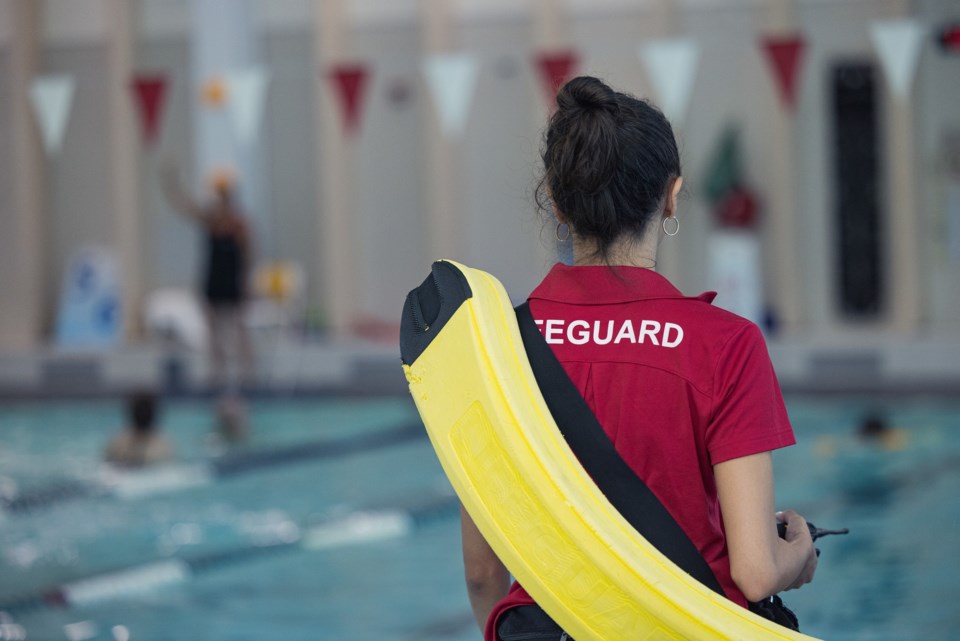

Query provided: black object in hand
[777,520,849,558]
[777,520,849,541]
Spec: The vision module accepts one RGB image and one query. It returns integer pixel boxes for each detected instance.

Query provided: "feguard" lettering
[535,319,684,348]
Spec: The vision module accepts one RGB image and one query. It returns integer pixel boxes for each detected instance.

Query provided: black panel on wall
[831,61,884,318]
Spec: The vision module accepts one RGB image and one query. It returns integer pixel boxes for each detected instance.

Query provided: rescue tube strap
[515,302,725,596]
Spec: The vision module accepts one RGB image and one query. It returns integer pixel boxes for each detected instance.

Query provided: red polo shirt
[485,263,795,640]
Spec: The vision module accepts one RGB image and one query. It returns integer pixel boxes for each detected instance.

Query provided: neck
[570,231,660,269]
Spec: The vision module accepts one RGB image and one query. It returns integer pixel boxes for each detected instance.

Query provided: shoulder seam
[709,323,757,414]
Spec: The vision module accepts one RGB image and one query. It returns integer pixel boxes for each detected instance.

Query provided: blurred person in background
[104,391,173,467]
[856,412,908,450]
[215,392,249,443]
[814,412,910,459]
[161,160,255,390]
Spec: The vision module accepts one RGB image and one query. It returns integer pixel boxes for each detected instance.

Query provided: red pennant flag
[940,23,960,51]
[761,35,807,111]
[535,50,579,108]
[130,74,169,146]
[329,64,370,136]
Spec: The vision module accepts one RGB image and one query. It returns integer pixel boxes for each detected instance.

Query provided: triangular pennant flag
[939,23,960,51]
[870,18,925,101]
[130,73,169,146]
[638,38,700,124]
[761,35,807,111]
[534,50,579,107]
[328,63,370,136]
[423,53,480,138]
[30,75,76,155]
[225,66,270,146]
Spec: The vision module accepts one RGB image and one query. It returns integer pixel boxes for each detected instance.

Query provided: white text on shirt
[534,319,683,348]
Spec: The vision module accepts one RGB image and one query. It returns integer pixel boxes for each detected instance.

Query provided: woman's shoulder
[653,294,769,353]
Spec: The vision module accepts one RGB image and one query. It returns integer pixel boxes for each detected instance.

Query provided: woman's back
[525,263,794,608]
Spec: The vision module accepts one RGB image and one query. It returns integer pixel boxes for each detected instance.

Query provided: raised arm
[461,505,511,632]
[160,159,206,221]
[714,451,817,603]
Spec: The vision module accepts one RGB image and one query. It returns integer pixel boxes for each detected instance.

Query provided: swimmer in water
[104,391,173,467]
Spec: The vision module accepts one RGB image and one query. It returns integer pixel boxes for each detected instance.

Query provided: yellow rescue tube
[400,260,821,641]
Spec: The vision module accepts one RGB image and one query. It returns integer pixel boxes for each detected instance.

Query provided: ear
[665,176,683,217]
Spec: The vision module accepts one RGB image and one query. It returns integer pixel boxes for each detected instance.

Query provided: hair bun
[539,75,681,260]
[557,76,618,115]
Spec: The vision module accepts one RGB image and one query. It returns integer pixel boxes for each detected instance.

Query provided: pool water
[0,395,958,640]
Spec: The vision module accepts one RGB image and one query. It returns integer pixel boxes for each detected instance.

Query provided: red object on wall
[761,35,807,111]
[130,74,169,146]
[329,64,370,136]
[715,183,759,228]
[938,23,960,52]
[535,50,579,108]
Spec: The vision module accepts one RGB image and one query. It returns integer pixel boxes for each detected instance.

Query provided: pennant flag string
[638,38,700,126]
[423,53,480,139]
[130,74,169,147]
[33,31,861,151]
[30,74,76,156]
[534,50,579,108]
[761,35,807,112]
[870,18,925,101]
[328,63,371,137]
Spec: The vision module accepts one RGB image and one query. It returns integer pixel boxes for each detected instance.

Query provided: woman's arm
[714,452,817,602]
[160,159,206,221]
[461,505,511,631]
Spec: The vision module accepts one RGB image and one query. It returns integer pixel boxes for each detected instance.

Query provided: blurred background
[0,0,958,639]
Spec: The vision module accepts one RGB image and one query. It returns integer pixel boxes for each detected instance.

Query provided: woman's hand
[716,452,818,602]
[776,510,818,590]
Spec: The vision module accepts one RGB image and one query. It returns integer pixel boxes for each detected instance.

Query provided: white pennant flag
[638,38,700,125]
[870,19,925,102]
[423,53,480,138]
[225,66,270,146]
[30,75,76,155]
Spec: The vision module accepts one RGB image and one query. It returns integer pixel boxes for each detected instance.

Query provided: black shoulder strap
[515,302,725,595]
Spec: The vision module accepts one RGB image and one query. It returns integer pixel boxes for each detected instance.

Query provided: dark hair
[857,413,888,440]
[537,76,681,260]
[128,391,158,432]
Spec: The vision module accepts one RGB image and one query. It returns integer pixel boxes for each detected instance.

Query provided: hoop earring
[662,216,680,237]
[556,222,570,242]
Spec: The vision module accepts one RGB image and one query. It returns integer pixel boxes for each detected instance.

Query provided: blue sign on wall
[55,247,122,347]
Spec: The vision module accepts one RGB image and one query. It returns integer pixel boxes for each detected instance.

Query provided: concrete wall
[43,45,115,318]
[1,0,958,348]
[136,36,197,294]
[0,49,17,335]
[917,0,960,333]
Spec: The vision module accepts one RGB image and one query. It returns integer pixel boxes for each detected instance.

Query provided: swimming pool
[0,395,957,640]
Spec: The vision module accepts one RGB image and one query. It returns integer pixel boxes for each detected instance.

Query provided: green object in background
[702,124,742,206]
[305,304,328,337]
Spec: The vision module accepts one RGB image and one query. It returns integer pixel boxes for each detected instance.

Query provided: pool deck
[1,331,959,398]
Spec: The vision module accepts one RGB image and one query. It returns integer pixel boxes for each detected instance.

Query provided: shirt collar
[529,262,717,305]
